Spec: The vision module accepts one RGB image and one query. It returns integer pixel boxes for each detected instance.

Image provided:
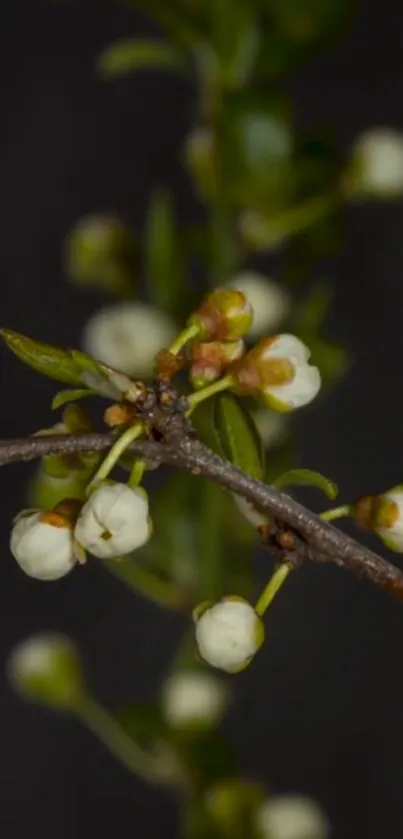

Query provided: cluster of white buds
[194,596,264,674]
[255,795,330,839]
[232,334,321,411]
[10,483,153,579]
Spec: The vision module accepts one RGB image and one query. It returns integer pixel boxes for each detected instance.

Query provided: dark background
[1,1,403,837]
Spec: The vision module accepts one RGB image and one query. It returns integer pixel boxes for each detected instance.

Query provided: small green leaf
[0,329,86,386]
[212,393,264,480]
[145,190,186,316]
[1,329,144,402]
[273,468,338,499]
[97,39,188,79]
[52,389,95,410]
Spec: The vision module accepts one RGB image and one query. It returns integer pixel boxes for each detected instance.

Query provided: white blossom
[75,482,152,559]
[350,128,403,197]
[194,597,264,674]
[227,272,290,339]
[373,487,403,552]
[10,512,76,580]
[82,302,176,379]
[162,671,228,728]
[260,334,320,411]
[256,795,329,839]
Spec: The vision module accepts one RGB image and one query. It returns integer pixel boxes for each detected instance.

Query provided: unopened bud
[65,214,138,294]
[188,290,253,342]
[194,596,264,674]
[75,482,152,559]
[162,670,228,730]
[355,486,403,552]
[206,779,264,836]
[10,504,80,581]
[7,634,85,710]
[255,795,330,839]
[189,339,245,389]
[347,128,403,199]
[226,272,290,339]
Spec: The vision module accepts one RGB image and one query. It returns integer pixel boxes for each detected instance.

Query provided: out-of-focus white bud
[233,334,321,411]
[162,670,228,729]
[255,795,330,839]
[348,128,403,198]
[75,482,152,559]
[82,302,176,379]
[7,633,85,710]
[10,510,77,581]
[232,495,270,529]
[194,596,264,674]
[252,407,287,449]
[226,273,290,339]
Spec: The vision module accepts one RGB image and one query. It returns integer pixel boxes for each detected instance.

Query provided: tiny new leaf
[273,468,338,499]
[51,389,95,410]
[1,329,144,402]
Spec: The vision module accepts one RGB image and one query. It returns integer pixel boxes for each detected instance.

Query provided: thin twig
[0,434,402,599]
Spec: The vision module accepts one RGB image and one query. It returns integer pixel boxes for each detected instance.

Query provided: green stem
[88,422,144,487]
[104,558,186,610]
[128,458,146,488]
[78,697,160,783]
[169,323,201,356]
[255,563,291,616]
[320,504,352,523]
[187,374,235,414]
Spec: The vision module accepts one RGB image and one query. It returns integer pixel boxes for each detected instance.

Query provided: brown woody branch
[0,433,403,600]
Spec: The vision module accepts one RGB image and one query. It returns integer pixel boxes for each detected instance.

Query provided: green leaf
[212,393,264,480]
[1,329,144,401]
[273,468,338,499]
[97,38,188,79]
[209,0,259,87]
[51,389,95,410]
[0,329,86,386]
[145,190,186,316]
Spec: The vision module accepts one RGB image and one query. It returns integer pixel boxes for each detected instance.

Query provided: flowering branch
[1,432,403,599]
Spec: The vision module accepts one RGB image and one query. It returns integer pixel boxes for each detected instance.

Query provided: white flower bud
[349,128,403,198]
[256,795,329,839]
[226,272,290,339]
[372,487,403,552]
[261,335,321,411]
[162,671,228,729]
[234,334,321,411]
[82,302,176,379]
[194,597,264,674]
[232,495,270,529]
[75,482,152,559]
[7,633,84,709]
[10,511,77,580]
